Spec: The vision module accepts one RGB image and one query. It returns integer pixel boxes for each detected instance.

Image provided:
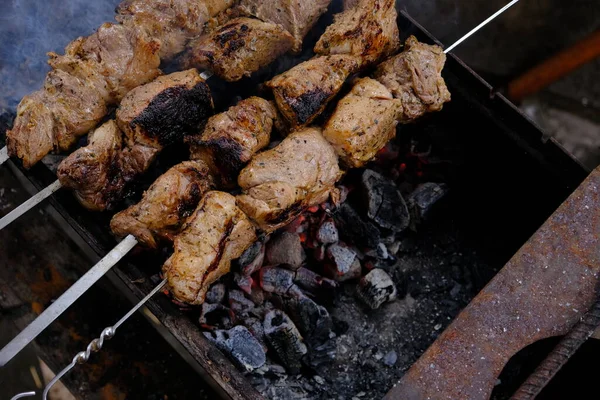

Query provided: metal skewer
[0,71,214,230]
[0,146,8,165]
[1,0,521,384]
[9,279,167,400]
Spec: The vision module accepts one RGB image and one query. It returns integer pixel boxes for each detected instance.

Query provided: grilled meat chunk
[7,0,229,169]
[237,128,341,233]
[116,69,213,176]
[238,0,332,52]
[57,121,122,211]
[116,0,234,59]
[188,97,277,188]
[314,0,400,68]
[58,70,213,211]
[323,78,402,168]
[184,18,294,82]
[374,36,451,121]
[163,191,257,305]
[110,161,214,248]
[267,55,360,128]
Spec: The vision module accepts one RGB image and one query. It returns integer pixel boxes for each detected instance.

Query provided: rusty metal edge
[385,167,600,400]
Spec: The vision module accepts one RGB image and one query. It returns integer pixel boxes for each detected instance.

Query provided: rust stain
[100,383,127,400]
[31,301,43,315]
[385,167,600,400]
[28,264,72,304]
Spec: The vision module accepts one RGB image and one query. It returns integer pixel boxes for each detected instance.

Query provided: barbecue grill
[1,2,598,399]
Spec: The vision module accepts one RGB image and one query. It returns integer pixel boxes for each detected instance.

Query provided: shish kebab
[0,0,335,228]
[0,0,520,370]
[4,3,521,390]
[0,0,399,363]
[1,0,334,169]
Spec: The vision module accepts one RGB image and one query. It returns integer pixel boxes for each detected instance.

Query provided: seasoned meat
[374,36,451,121]
[184,17,294,82]
[238,0,332,52]
[117,0,234,59]
[7,0,229,169]
[163,191,257,305]
[116,69,213,178]
[188,97,277,188]
[58,70,213,211]
[57,121,122,211]
[267,55,360,128]
[314,0,400,67]
[323,78,402,168]
[110,161,214,248]
[237,128,341,233]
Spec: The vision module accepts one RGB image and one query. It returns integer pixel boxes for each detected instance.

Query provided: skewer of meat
[3,0,235,169]
[2,0,522,380]
[0,95,279,365]
[0,0,335,228]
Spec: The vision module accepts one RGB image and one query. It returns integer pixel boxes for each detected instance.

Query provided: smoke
[0,0,120,113]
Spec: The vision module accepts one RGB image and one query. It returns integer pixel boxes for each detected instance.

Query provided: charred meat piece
[267,55,360,128]
[238,0,332,52]
[323,77,402,167]
[56,121,122,211]
[237,127,341,233]
[163,191,257,305]
[110,161,214,248]
[116,0,234,59]
[188,97,277,187]
[116,69,213,176]
[314,0,400,67]
[374,36,451,121]
[58,70,213,211]
[184,17,294,82]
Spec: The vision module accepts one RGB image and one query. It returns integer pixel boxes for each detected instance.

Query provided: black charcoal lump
[266,232,306,270]
[204,325,266,372]
[264,309,307,374]
[356,269,397,309]
[361,169,410,233]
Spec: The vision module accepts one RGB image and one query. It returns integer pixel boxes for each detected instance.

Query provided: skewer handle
[444,0,520,54]
[0,146,8,165]
[0,179,63,230]
[0,234,139,367]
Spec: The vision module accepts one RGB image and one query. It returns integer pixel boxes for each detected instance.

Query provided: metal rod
[0,179,62,230]
[0,146,8,165]
[9,279,167,400]
[0,234,138,367]
[510,294,600,400]
[444,0,520,54]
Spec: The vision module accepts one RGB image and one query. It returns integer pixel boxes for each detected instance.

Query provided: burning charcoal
[264,310,307,374]
[228,289,255,319]
[361,169,410,233]
[314,244,327,262]
[244,317,268,351]
[333,203,381,248]
[407,182,449,228]
[205,283,227,304]
[316,219,339,244]
[266,232,306,270]
[204,325,266,372]
[325,243,362,282]
[260,266,295,295]
[235,241,266,276]
[294,267,338,295]
[356,269,397,310]
[199,303,231,329]
[234,273,253,295]
[248,285,266,306]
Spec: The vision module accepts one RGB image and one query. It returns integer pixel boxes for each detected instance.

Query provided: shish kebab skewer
[5,4,521,394]
[0,0,335,229]
[0,0,333,168]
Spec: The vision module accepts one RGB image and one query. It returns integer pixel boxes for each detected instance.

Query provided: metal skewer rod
[10,279,167,400]
[0,0,520,376]
[0,179,62,230]
[0,146,8,165]
[444,0,520,54]
[0,234,138,367]
[0,71,214,229]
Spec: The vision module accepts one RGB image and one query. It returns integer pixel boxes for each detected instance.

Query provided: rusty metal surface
[385,167,600,400]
